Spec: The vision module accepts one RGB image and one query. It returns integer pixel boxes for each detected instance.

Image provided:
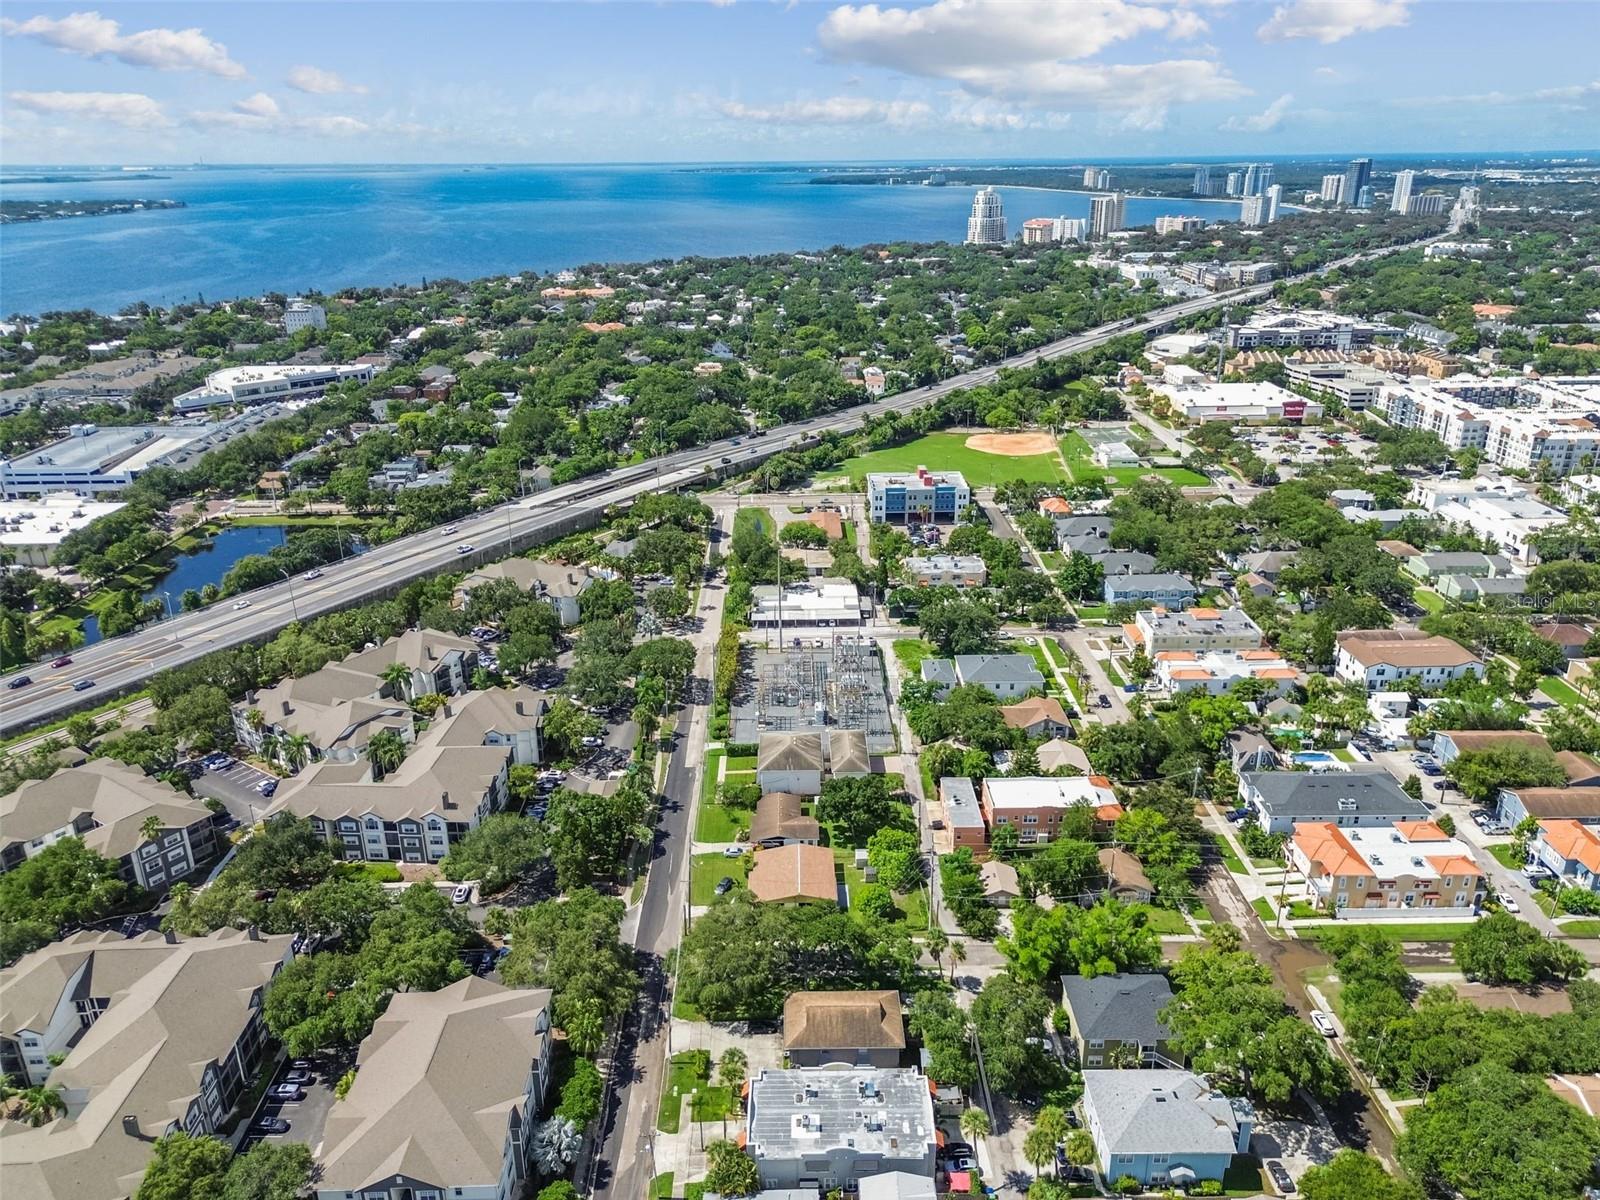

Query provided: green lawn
[1222,1157,1269,1197]
[657,1052,734,1134]
[699,749,726,806]
[1539,676,1585,707]
[1558,919,1600,937]
[689,852,748,905]
[695,801,750,843]
[1303,964,1345,1017]
[1304,922,1478,943]
[651,1173,675,1200]
[1037,551,1066,572]
[838,431,1069,488]
[1252,897,1280,924]
[1411,586,1446,616]
[725,755,756,773]
[1103,658,1126,687]
[837,847,927,932]
[724,770,757,790]
[1058,431,1209,489]
[1140,905,1192,934]
[892,637,937,675]
[733,506,777,541]
[1217,839,1248,876]
[1488,842,1526,870]
[1072,603,1111,621]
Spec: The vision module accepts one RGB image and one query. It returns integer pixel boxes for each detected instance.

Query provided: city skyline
[2,1,1597,164]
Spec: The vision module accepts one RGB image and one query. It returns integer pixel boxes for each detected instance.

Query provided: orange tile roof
[1040,497,1073,514]
[747,843,837,904]
[1121,623,1144,644]
[806,511,844,539]
[1189,608,1221,619]
[1094,802,1125,822]
[1252,667,1298,680]
[1425,854,1483,878]
[1155,651,1198,662]
[1088,775,1113,789]
[1539,820,1600,874]
[1172,669,1215,680]
[1294,822,1367,877]
[1239,649,1281,661]
[1394,820,1449,841]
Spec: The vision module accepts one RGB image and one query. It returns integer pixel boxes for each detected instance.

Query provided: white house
[1334,630,1483,692]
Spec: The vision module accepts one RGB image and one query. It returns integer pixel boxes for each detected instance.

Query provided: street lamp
[276,568,301,622]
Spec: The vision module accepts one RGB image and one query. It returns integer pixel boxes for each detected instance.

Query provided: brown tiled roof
[750,793,820,843]
[782,990,905,1051]
[806,511,845,540]
[1506,788,1600,820]
[1338,631,1480,669]
[999,697,1069,730]
[1557,751,1600,784]
[1438,730,1551,754]
[747,844,836,904]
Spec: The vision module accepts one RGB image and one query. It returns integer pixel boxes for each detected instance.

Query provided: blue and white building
[866,468,969,525]
[1082,1069,1253,1189]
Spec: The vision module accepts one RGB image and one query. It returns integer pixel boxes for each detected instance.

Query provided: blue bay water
[0,164,1243,315]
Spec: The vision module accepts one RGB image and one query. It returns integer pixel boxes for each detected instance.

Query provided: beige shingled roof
[783,990,905,1051]
[1337,630,1480,669]
[318,977,553,1193]
[430,686,547,749]
[828,729,871,776]
[0,930,292,1200]
[750,793,821,844]
[747,843,837,904]
[0,759,211,862]
[758,732,825,772]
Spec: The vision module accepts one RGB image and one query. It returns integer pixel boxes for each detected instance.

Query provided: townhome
[315,978,555,1200]
[1334,630,1483,692]
[1431,729,1558,766]
[1061,975,1178,1069]
[782,991,906,1068]
[920,654,1045,700]
[1081,1071,1254,1190]
[267,723,511,864]
[1240,768,1433,835]
[903,555,987,589]
[744,1067,938,1191]
[0,929,292,1199]
[757,732,826,796]
[0,760,219,891]
[1131,607,1265,656]
[1292,820,1487,916]
[981,775,1120,845]
[1103,573,1197,609]
[1496,785,1600,830]
[1531,820,1600,893]
[1402,551,1516,583]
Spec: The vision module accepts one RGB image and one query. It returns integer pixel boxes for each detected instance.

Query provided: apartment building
[903,554,987,589]
[1104,573,1198,609]
[1531,820,1600,894]
[1406,477,1565,565]
[315,978,554,1200]
[454,558,599,626]
[1082,1071,1253,1190]
[1224,309,1394,351]
[429,686,548,767]
[744,1067,937,1191]
[1154,649,1298,696]
[981,775,1119,845]
[0,760,219,891]
[1292,820,1486,916]
[1132,606,1265,655]
[866,468,970,524]
[782,991,906,1068]
[267,723,511,864]
[1334,630,1483,691]
[0,929,292,1199]
[1373,377,1600,478]
[938,777,988,851]
[1240,768,1433,835]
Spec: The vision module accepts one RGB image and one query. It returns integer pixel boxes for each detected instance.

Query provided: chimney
[442,791,456,809]
[245,924,261,941]
[163,927,178,944]
[515,700,525,717]
[122,1115,157,1143]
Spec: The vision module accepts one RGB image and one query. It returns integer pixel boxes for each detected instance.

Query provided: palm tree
[947,938,967,983]
[718,1047,748,1093]
[139,816,163,845]
[259,732,279,764]
[245,707,265,733]
[1063,1130,1097,1183]
[563,1001,605,1057]
[925,929,948,977]
[367,730,407,776]
[531,1116,581,1174]
[1023,1125,1056,1182]
[16,1086,66,1127]
[282,733,312,773]
[380,662,412,700]
[959,1106,991,1144]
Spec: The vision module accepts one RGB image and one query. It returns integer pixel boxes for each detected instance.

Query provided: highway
[0,233,1432,735]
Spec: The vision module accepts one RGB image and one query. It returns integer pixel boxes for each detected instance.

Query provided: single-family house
[757,733,826,796]
[1061,974,1177,1069]
[1098,848,1153,903]
[782,991,906,1068]
[1081,1070,1253,1189]
[828,729,872,779]
[1530,820,1600,893]
[748,844,838,905]
[751,793,821,847]
[1225,730,1279,774]
[1037,738,1093,775]
[980,859,1021,906]
[922,655,1044,700]
[1534,623,1593,662]
[999,697,1071,739]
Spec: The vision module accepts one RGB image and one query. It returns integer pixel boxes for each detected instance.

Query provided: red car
[51,656,72,668]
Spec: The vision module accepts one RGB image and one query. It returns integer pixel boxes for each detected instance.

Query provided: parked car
[581,735,604,748]
[256,780,277,798]
[714,876,736,896]
[270,1085,305,1102]
[283,1068,312,1085]
[1309,1010,1337,1037]
[1096,694,1111,709]
[452,884,473,905]
[1497,892,1520,913]
[946,1157,978,1174]
[253,1117,291,1135]
[722,846,745,858]
[1266,1160,1296,1194]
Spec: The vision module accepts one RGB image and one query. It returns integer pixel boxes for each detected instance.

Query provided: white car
[452,884,473,905]
[722,846,746,858]
[580,735,604,748]
[455,544,473,555]
[303,570,322,581]
[232,599,250,610]
[1497,892,1520,913]
[1309,1010,1337,1038]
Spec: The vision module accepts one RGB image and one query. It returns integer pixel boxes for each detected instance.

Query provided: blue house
[1083,1070,1253,1189]
[1103,573,1198,609]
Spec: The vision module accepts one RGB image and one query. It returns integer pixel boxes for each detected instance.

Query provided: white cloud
[190,93,370,136]
[815,0,1244,118]
[1220,92,1294,132]
[233,92,280,119]
[0,11,245,77]
[1395,79,1600,110]
[1313,66,1343,80]
[286,65,368,95]
[8,89,169,128]
[1257,0,1409,44]
[713,95,933,126]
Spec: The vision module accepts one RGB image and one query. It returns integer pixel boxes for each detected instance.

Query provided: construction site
[730,635,895,754]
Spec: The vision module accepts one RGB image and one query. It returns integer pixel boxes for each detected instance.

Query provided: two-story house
[1081,1070,1253,1190]
[1061,975,1179,1069]
[1531,820,1600,893]
[920,655,1045,701]
[1103,573,1198,610]
[782,991,906,1068]
[1240,768,1433,835]
[315,978,555,1200]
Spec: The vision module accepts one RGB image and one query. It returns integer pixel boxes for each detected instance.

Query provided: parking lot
[193,757,281,824]
[244,1056,340,1156]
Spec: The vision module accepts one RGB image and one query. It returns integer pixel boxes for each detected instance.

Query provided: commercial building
[1240,767,1434,835]
[782,991,906,1068]
[172,361,374,412]
[268,723,511,864]
[1103,572,1198,609]
[0,760,219,891]
[903,554,987,589]
[1,411,289,498]
[965,187,1006,245]
[1225,308,1395,352]
[1409,193,1448,216]
[1224,171,1242,197]
[1155,374,1322,423]
[1081,1070,1253,1190]
[1406,477,1566,564]
[744,1067,938,1191]
[1133,606,1265,655]
[1371,376,1600,478]
[1061,974,1178,1069]
[1154,649,1298,696]
[0,929,292,1198]
[1089,193,1126,238]
[866,467,970,524]
[1292,820,1487,916]
[750,578,866,630]
[1531,821,1600,893]
[1155,214,1207,235]
[980,775,1119,845]
[1334,630,1483,691]
[0,492,127,566]
[1283,360,1389,412]
[314,978,554,1200]
[282,300,327,332]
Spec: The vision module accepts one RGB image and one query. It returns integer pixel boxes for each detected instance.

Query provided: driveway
[1251,1111,1343,1180]
[1056,627,1132,723]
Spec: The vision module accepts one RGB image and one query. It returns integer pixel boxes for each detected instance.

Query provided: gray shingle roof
[1062,974,1174,1046]
[1083,1069,1249,1157]
[954,654,1044,688]
[1243,767,1431,819]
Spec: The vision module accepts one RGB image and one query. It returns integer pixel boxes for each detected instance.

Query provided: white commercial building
[1155,214,1207,235]
[283,300,327,331]
[0,492,127,566]
[750,577,865,630]
[1406,477,1565,564]
[1372,376,1600,477]
[965,187,1006,245]
[172,361,374,412]
[1320,174,1347,204]
[1226,308,1397,351]
[1089,193,1126,238]
[1155,378,1322,424]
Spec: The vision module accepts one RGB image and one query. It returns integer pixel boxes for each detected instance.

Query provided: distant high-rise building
[1225,171,1243,197]
[1344,158,1373,207]
[965,187,1007,245]
[1083,166,1099,188]
[1320,174,1347,204]
[1089,193,1126,238]
[1265,184,1283,224]
[1409,193,1448,216]
[1052,216,1088,242]
[1240,193,1268,226]
[1155,214,1208,235]
[1391,169,1416,214]
[1356,185,1374,209]
[1451,185,1482,229]
[1242,163,1260,196]
[1193,166,1213,196]
[1021,218,1056,246]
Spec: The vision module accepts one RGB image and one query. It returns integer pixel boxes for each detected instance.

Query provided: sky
[1,1,1597,165]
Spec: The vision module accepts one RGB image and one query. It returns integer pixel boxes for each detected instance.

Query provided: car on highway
[719,456,732,464]
[443,526,459,535]
[1497,892,1520,913]
[1266,1161,1296,1194]
[456,544,473,555]
[1309,1010,1337,1037]
[6,676,31,690]
[714,876,736,896]
[270,1085,305,1102]
[233,599,250,610]
[303,569,323,581]
[51,656,72,668]
[73,679,94,692]
[253,1117,291,1135]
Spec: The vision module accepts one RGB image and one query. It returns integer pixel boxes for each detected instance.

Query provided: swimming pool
[1292,751,1337,766]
